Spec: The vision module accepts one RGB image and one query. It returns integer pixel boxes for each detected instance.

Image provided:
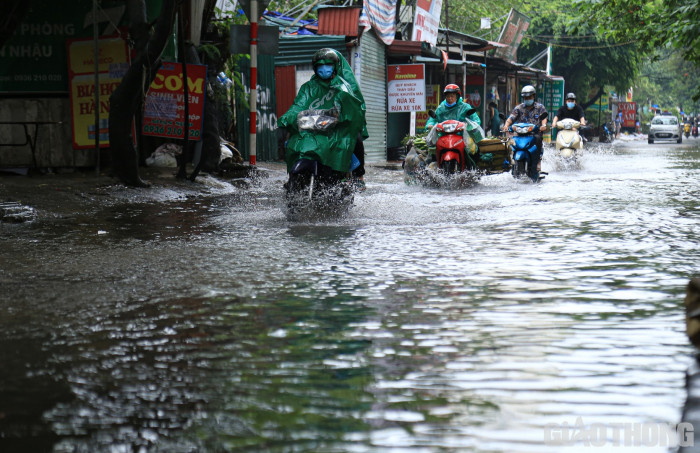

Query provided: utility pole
[249,0,258,165]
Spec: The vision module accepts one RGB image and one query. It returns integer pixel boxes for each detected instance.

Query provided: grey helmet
[566,92,576,100]
[521,85,536,97]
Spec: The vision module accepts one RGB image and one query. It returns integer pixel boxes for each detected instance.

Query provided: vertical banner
[464,75,484,112]
[543,77,565,142]
[618,102,637,128]
[415,84,440,132]
[67,36,129,149]
[387,64,426,113]
[412,0,443,45]
[141,62,207,140]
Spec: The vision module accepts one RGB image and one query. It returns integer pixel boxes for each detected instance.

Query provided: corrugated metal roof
[317,6,361,37]
[274,35,349,66]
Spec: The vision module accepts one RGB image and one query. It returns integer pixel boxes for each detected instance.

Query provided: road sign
[230,25,279,55]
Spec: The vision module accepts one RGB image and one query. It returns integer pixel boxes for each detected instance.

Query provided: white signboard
[411,0,444,45]
[387,64,426,112]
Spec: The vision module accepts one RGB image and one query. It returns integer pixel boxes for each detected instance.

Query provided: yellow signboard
[67,37,129,149]
[594,92,609,110]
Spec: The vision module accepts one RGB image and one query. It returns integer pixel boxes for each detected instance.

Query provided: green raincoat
[278,50,368,173]
[426,98,481,129]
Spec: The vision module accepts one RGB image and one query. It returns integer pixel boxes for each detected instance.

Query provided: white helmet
[521,85,536,97]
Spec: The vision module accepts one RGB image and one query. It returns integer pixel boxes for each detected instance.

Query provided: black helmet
[521,85,536,97]
[312,48,339,68]
[566,92,576,100]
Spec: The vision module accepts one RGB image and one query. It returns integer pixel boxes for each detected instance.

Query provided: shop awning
[387,40,442,59]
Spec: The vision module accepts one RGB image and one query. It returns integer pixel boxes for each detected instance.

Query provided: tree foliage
[571,0,700,100]
[447,0,643,105]
[634,51,700,114]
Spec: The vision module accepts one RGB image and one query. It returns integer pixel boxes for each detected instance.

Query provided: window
[652,116,678,125]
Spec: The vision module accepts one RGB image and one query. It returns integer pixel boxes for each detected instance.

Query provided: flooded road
[1,137,700,452]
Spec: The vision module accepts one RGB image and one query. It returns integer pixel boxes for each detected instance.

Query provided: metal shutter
[358,30,387,162]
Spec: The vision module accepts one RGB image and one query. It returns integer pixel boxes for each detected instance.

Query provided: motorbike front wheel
[441,160,457,175]
[512,160,527,178]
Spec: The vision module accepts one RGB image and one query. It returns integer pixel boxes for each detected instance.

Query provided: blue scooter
[507,112,548,182]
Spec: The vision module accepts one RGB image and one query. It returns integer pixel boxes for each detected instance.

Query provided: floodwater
[1,137,700,452]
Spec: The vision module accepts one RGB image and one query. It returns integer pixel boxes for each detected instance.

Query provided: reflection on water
[1,140,699,452]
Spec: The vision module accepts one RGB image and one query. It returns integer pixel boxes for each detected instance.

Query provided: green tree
[445,0,644,107]
[634,51,700,114]
[572,0,700,100]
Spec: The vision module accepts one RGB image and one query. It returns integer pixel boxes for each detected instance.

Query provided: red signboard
[618,102,637,128]
[142,62,207,140]
[464,75,484,109]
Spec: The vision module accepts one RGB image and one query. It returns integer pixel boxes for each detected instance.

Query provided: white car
[648,115,682,144]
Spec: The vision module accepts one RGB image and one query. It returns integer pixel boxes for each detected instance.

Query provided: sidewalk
[0,164,266,223]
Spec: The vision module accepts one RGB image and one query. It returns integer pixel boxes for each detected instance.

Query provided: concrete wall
[0,98,95,168]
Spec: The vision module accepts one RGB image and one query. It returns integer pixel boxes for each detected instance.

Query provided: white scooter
[555,118,584,163]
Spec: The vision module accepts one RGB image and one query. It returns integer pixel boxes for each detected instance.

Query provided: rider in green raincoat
[278,48,368,174]
[426,84,481,129]
[424,84,484,164]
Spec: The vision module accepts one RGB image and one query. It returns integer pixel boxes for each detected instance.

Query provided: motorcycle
[693,123,699,138]
[284,109,357,219]
[599,121,613,143]
[685,123,692,138]
[507,111,548,182]
[555,118,583,164]
[403,109,485,188]
[426,108,484,175]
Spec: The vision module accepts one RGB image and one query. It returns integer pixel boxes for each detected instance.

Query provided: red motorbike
[427,109,480,174]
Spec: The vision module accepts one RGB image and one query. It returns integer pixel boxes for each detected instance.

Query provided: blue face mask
[445,100,456,107]
[316,64,334,80]
[567,102,575,109]
[524,99,534,107]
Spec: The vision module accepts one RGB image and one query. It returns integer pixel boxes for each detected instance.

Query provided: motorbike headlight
[515,125,532,134]
[442,123,457,134]
[298,116,317,130]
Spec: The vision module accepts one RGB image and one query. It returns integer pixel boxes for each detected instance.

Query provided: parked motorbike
[284,109,356,218]
[507,111,548,182]
[684,123,692,138]
[555,118,583,163]
[599,121,613,143]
